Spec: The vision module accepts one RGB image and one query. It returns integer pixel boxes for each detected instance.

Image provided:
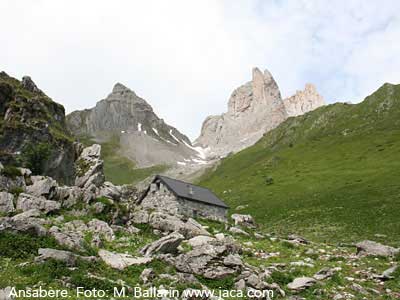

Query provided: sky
[1,0,399,140]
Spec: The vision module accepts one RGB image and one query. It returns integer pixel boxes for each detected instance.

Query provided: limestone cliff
[283,83,325,117]
[195,68,325,158]
[195,67,288,157]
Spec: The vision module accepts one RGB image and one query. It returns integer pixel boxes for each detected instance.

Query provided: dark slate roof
[154,175,229,209]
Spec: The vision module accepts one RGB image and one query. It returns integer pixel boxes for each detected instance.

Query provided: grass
[78,134,167,185]
[199,83,400,246]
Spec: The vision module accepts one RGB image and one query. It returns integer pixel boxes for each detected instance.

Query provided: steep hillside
[199,83,400,245]
[0,72,77,184]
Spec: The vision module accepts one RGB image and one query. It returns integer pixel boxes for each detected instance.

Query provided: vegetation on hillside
[199,83,400,245]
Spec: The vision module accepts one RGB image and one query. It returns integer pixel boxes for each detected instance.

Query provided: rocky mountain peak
[196,67,287,157]
[283,83,325,117]
[21,76,42,94]
[112,82,132,94]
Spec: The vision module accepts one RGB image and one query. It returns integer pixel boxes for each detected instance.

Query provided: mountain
[198,82,400,244]
[195,68,324,158]
[0,72,77,184]
[67,83,206,184]
[283,83,324,117]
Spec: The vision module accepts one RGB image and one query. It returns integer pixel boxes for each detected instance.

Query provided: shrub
[196,275,235,290]
[1,165,21,178]
[21,143,52,175]
[0,232,59,259]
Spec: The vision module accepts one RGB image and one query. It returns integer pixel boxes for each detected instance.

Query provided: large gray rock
[98,249,152,270]
[75,144,105,189]
[140,232,184,257]
[35,248,97,266]
[287,277,316,290]
[0,287,13,300]
[231,214,256,228]
[26,177,57,199]
[0,192,14,213]
[148,212,209,238]
[16,193,60,213]
[356,240,399,257]
[0,210,47,236]
[187,235,216,248]
[87,219,115,242]
[98,182,121,200]
[48,226,85,250]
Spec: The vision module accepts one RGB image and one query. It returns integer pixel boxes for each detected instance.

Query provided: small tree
[22,143,52,175]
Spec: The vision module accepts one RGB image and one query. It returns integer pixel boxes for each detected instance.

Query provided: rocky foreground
[0,145,399,300]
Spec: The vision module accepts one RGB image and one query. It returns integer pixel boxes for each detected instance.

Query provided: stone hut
[139,175,229,222]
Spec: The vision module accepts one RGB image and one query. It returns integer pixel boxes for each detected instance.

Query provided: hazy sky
[1,0,399,139]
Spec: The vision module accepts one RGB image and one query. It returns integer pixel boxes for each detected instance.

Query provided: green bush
[196,275,235,290]
[0,232,59,259]
[21,143,52,175]
[1,165,21,178]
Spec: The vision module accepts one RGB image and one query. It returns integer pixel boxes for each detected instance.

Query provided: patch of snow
[192,158,208,165]
[169,129,181,144]
[152,128,159,136]
[138,123,142,132]
[181,140,208,160]
[177,161,187,166]
[143,130,147,135]
[121,130,126,134]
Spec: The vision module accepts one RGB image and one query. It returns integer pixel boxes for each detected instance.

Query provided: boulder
[229,226,249,236]
[16,193,60,214]
[98,249,152,270]
[48,226,85,250]
[0,212,47,236]
[287,234,309,245]
[149,212,209,238]
[35,248,97,266]
[140,268,155,284]
[87,219,115,242]
[130,209,150,224]
[187,235,216,248]
[231,214,256,228]
[287,277,316,290]
[75,144,105,189]
[378,265,398,280]
[313,267,337,280]
[356,240,399,257]
[98,182,121,200]
[202,266,236,279]
[0,192,14,213]
[26,177,57,199]
[223,254,243,267]
[0,287,13,300]
[140,232,184,257]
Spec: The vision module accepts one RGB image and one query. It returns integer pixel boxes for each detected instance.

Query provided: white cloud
[0,0,399,139]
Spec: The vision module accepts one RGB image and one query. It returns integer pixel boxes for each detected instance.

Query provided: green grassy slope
[78,135,167,185]
[199,83,400,245]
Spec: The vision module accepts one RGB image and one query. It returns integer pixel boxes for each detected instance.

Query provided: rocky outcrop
[140,232,184,257]
[0,72,78,184]
[75,144,105,189]
[35,248,97,266]
[283,83,325,117]
[0,192,14,213]
[98,249,152,270]
[67,83,204,168]
[356,240,399,257]
[195,68,287,157]
[195,68,325,158]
